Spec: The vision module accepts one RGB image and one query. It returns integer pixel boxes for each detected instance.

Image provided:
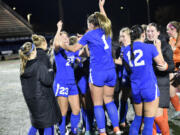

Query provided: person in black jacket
[19,42,61,135]
[31,34,51,69]
[146,23,175,135]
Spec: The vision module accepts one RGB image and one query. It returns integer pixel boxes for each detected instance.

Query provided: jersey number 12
[127,49,145,67]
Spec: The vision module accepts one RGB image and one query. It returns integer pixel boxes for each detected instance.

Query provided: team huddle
[19,0,180,135]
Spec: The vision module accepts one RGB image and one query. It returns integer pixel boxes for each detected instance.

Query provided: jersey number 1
[101,34,109,50]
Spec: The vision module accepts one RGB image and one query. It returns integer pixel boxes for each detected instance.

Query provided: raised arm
[64,43,83,52]
[99,0,107,17]
[53,20,63,52]
[54,21,83,52]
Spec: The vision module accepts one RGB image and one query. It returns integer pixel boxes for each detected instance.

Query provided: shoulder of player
[123,45,131,53]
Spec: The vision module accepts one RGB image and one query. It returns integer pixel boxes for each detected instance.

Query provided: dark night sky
[3,0,180,40]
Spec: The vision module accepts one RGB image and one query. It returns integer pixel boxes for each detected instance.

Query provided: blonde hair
[141,24,147,31]
[19,42,34,75]
[31,34,46,48]
[120,27,131,36]
[88,12,112,37]
[60,31,68,36]
[168,21,180,32]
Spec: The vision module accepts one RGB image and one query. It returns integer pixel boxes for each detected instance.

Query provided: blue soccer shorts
[53,82,79,97]
[132,84,160,104]
[89,68,117,87]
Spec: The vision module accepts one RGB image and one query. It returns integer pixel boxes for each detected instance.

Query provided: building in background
[0,0,33,56]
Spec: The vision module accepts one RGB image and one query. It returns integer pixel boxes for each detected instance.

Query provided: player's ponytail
[19,42,35,75]
[130,25,144,60]
[88,12,112,38]
[95,12,112,38]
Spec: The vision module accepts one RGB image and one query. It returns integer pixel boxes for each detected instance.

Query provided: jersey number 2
[101,34,109,50]
[127,49,145,67]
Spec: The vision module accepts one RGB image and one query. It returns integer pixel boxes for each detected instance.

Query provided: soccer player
[123,25,168,135]
[53,31,81,135]
[54,1,121,134]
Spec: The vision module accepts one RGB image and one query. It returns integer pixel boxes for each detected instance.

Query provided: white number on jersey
[101,34,109,50]
[66,56,74,66]
[127,49,145,67]
[59,87,68,95]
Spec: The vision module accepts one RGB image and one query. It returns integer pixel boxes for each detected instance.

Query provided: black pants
[38,128,44,135]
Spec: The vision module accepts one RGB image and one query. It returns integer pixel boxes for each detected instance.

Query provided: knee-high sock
[129,115,142,135]
[120,100,128,124]
[142,117,154,135]
[155,115,170,135]
[170,94,180,111]
[28,126,37,135]
[44,126,54,135]
[70,113,80,134]
[153,109,169,135]
[59,116,66,135]
[105,101,119,128]
[156,123,161,133]
[94,105,106,133]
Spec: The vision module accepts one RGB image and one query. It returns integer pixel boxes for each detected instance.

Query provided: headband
[168,23,176,30]
[26,43,35,56]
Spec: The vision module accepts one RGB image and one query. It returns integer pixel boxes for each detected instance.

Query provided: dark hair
[148,22,161,32]
[159,26,170,44]
[130,25,144,60]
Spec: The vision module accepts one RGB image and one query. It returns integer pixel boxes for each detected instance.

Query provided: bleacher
[0,0,33,55]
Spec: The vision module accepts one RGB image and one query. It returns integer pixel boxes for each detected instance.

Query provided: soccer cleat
[113,127,123,135]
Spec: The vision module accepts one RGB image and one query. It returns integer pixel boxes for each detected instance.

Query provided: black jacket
[20,59,61,128]
[36,48,51,69]
[146,39,175,107]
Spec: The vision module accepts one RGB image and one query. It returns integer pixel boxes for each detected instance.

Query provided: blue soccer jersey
[79,28,115,71]
[54,48,79,84]
[123,41,159,103]
[53,48,80,97]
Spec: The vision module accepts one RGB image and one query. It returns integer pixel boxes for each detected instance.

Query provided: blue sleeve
[54,48,63,56]
[78,31,91,46]
[151,44,159,58]
[74,50,80,57]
